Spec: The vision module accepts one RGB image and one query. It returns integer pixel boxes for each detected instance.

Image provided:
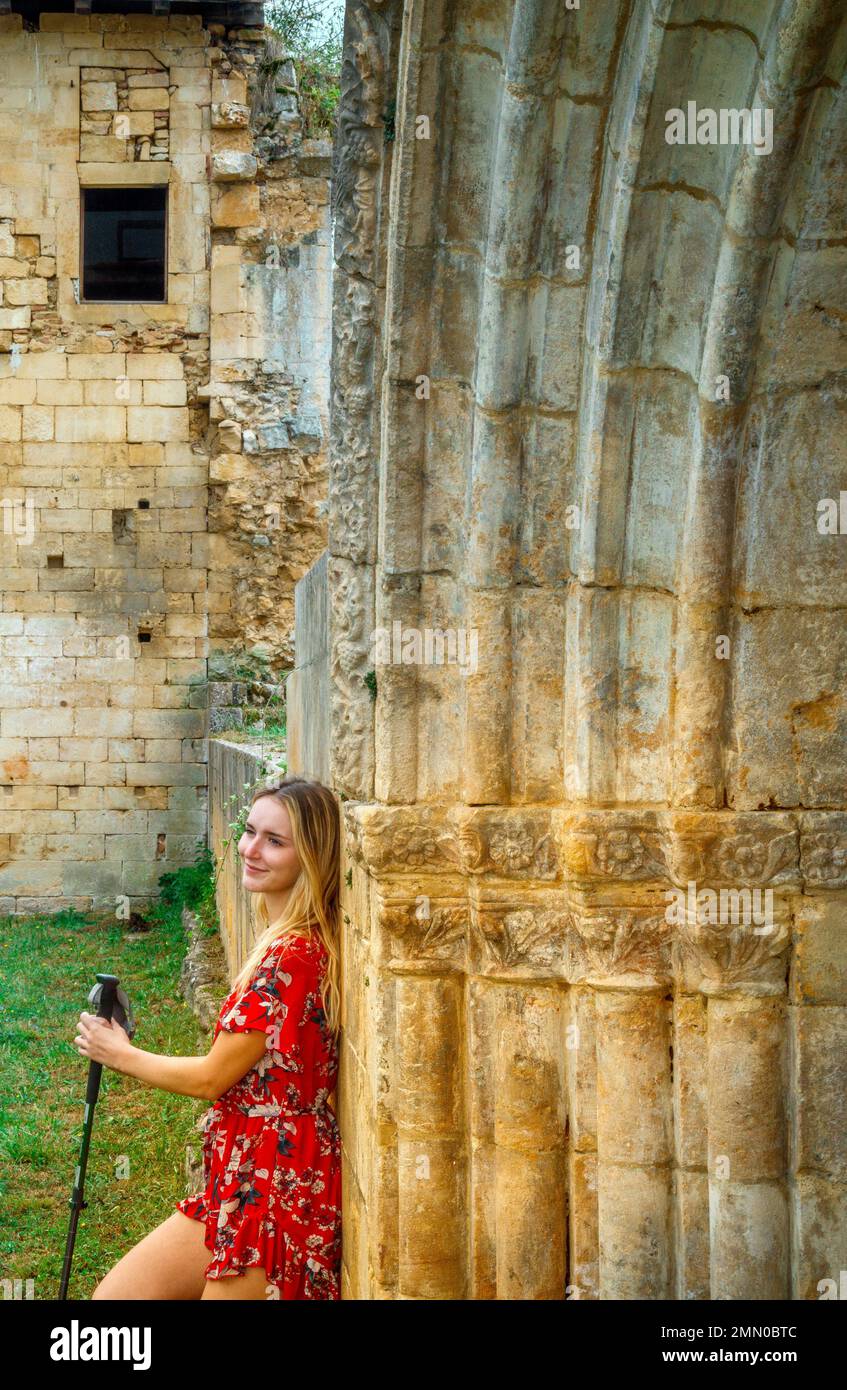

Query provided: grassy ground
[0,847,219,1301]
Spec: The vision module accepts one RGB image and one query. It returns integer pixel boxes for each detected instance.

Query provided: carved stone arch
[292,0,847,1301]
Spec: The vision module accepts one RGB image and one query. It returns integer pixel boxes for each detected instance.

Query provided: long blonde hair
[229,775,341,1040]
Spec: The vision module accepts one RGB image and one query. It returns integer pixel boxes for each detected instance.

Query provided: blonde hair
[229,774,341,1039]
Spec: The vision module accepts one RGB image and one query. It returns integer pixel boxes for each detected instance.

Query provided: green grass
[0,845,219,1300]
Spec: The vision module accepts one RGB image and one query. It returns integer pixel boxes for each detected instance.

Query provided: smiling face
[238,796,302,900]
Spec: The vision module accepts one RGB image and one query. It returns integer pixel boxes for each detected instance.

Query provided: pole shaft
[58,977,117,1298]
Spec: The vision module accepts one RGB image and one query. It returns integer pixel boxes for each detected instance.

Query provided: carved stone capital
[469,891,568,975]
[673,914,792,996]
[569,907,673,988]
[341,804,822,990]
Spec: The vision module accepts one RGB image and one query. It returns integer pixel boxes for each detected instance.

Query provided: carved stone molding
[342,802,846,891]
[367,880,792,994]
[564,811,800,888]
[564,819,668,882]
[799,813,847,889]
[329,556,374,797]
[328,2,398,802]
[342,800,815,992]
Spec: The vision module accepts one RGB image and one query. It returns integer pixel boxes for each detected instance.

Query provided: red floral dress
[176,933,341,1299]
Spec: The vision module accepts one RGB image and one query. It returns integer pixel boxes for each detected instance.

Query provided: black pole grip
[85,974,119,1107]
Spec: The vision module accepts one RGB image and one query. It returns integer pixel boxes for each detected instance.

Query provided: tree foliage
[263,0,344,139]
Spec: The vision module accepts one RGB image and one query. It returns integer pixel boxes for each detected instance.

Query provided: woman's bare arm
[118,1045,217,1100]
[74,1012,269,1101]
[122,1029,268,1100]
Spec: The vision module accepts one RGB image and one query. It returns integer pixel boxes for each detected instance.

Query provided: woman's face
[238,798,302,895]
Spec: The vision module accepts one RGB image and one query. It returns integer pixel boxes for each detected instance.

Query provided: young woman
[73,774,342,1301]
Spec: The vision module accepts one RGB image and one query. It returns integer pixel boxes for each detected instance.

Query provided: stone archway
[289,0,847,1299]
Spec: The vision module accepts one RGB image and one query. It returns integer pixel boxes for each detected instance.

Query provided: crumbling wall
[205,30,332,670]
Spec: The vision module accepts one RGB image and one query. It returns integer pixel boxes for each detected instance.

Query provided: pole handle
[84,974,119,1106]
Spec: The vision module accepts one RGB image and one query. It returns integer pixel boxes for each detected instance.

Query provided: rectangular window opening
[112,508,135,543]
[81,186,167,303]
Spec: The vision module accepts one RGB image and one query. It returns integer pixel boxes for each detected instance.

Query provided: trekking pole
[58,973,136,1300]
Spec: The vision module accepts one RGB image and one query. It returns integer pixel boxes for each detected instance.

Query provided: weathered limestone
[285,550,330,783]
[287,0,847,1299]
[208,737,268,971]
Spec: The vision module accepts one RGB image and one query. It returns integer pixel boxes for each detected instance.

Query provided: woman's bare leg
[201,1267,275,1301]
[91,1210,212,1300]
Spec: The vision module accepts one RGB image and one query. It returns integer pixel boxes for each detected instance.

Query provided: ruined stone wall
[293,0,847,1299]
[206,50,333,672]
[0,10,331,913]
[208,735,267,972]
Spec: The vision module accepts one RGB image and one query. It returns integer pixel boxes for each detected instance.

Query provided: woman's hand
[73,1012,134,1072]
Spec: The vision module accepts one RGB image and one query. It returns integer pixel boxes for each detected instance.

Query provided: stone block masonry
[0,10,331,914]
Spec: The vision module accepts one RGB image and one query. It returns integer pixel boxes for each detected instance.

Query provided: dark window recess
[156,833,167,859]
[112,508,135,542]
[138,631,152,643]
[47,554,64,568]
[138,499,150,509]
[82,186,166,302]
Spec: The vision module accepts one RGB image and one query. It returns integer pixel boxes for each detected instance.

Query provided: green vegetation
[209,649,289,749]
[242,702,287,741]
[264,0,343,139]
[231,652,273,683]
[0,843,218,1299]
